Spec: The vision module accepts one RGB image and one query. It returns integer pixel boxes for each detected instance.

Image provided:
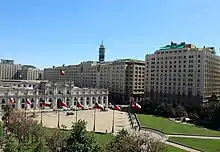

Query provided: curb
[167,133,220,138]
[166,140,204,152]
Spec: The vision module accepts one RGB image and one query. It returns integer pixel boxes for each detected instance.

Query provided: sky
[0,0,220,69]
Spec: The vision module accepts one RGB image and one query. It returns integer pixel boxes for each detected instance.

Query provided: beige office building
[0,60,22,79]
[145,42,220,106]
[44,59,145,104]
[17,68,44,80]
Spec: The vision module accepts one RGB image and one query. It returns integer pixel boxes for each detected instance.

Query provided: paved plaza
[33,109,131,133]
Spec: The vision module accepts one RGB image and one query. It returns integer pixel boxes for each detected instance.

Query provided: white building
[0,80,108,111]
[145,42,220,105]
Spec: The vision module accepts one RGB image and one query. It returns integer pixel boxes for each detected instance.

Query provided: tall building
[145,42,220,106]
[44,59,145,104]
[0,59,22,79]
[17,68,44,80]
[99,40,105,63]
[1,59,14,64]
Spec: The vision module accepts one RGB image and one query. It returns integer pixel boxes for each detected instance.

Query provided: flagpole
[40,106,43,126]
[25,91,27,117]
[57,108,60,128]
[93,108,96,132]
[112,109,115,133]
[75,106,78,122]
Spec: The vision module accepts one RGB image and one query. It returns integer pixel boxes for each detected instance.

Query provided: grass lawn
[88,132,114,143]
[44,127,113,143]
[166,145,185,152]
[169,137,220,152]
[137,114,220,136]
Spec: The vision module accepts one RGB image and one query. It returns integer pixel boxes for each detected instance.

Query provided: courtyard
[32,109,131,133]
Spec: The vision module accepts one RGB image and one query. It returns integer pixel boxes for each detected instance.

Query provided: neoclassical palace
[0,80,109,111]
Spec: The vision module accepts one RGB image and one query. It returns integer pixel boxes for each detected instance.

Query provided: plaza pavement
[32,109,131,133]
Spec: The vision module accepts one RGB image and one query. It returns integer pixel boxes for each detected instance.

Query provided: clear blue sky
[0,0,220,69]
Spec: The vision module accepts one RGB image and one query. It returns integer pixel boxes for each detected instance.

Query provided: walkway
[165,141,201,152]
[168,134,220,140]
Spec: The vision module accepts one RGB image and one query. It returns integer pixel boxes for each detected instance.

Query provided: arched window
[67,90,70,94]
[86,97,90,105]
[21,99,25,108]
[57,98,62,108]
[92,97,96,104]
[98,96,101,104]
[80,97,84,105]
[1,99,5,104]
[74,97,78,105]
[103,96,106,104]
[31,98,34,108]
[66,98,70,107]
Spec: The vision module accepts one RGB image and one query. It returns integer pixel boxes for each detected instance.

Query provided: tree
[2,110,48,151]
[45,128,67,152]
[3,134,18,152]
[107,129,167,152]
[62,119,103,152]
[6,110,38,143]
[175,105,188,118]
[209,93,219,103]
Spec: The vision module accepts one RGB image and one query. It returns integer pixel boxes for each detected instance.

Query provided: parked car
[66,112,74,116]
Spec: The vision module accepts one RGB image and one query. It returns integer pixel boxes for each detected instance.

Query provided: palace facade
[0,80,109,111]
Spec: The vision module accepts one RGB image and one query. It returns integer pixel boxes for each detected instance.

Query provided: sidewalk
[168,134,220,140]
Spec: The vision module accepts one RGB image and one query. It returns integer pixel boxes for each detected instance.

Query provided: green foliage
[107,129,167,152]
[140,99,188,118]
[63,119,104,152]
[1,110,165,152]
[3,134,18,152]
[0,122,3,137]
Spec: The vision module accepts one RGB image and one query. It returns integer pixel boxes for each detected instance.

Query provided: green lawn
[88,132,114,143]
[137,114,220,136]
[166,145,185,152]
[169,137,220,152]
[44,127,113,143]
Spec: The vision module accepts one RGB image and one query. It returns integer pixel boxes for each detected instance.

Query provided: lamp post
[40,108,43,126]
[25,90,28,117]
[75,106,78,123]
[57,108,60,128]
[93,108,96,132]
[111,109,115,133]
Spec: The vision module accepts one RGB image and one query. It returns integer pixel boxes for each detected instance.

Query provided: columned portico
[0,81,109,111]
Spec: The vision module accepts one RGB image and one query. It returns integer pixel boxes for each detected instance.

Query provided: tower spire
[98,40,105,62]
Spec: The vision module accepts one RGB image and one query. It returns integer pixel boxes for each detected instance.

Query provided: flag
[113,105,121,111]
[130,97,141,110]
[76,102,85,110]
[95,103,104,110]
[26,99,31,105]
[133,102,141,110]
[9,97,15,104]
[42,102,50,107]
[60,70,65,76]
[130,97,135,106]
[42,102,47,107]
[58,101,67,107]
